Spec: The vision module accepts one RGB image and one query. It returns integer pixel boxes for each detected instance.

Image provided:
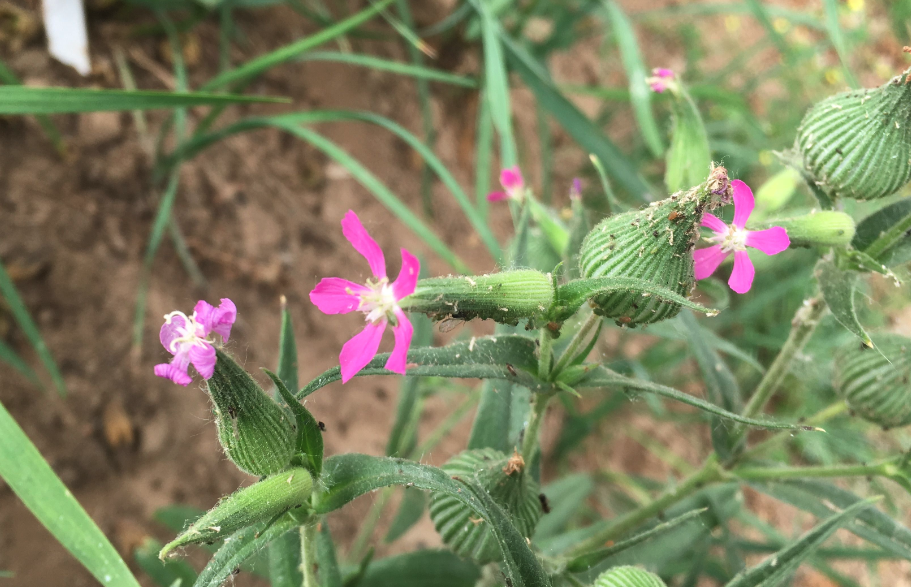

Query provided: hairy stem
[731,457,900,481]
[551,311,602,377]
[538,328,554,380]
[521,392,553,463]
[864,209,911,260]
[566,456,723,556]
[740,400,848,461]
[301,521,319,587]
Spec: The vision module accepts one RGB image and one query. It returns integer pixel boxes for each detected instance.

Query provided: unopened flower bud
[159,467,312,559]
[750,211,855,248]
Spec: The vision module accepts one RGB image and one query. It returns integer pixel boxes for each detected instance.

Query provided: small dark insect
[506,364,517,377]
[652,230,659,237]
[538,493,551,514]
[668,211,681,221]
[232,567,241,576]
[227,405,238,419]
[835,148,843,155]
[318,421,326,432]
[505,578,513,587]
[631,303,639,310]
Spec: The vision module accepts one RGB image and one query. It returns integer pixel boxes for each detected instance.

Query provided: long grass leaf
[0,399,141,586]
[0,258,65,395]
[0,338,42,386]
[299,52,477,87]
[475,88,495,219]
[0,60,65,154]
[822,0,859,89]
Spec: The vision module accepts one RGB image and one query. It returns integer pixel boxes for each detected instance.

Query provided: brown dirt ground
[0,1,909,586]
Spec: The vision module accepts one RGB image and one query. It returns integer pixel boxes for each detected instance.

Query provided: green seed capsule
[401,270,554,327]
[834,334,911,429]
[578,166,731,326]
[794,68,911,200]
[159,467,312,559]
[750,211,856,248]
[594,566,668,587]
[428,448,542,564]
[207,350,297,476]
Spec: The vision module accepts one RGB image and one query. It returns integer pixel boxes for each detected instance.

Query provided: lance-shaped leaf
[265,370,324,476]
[815,259,873,347]
[724,499,877,587]
[852,198,911,267]
[665,79,711,193]
[315,454,552,587]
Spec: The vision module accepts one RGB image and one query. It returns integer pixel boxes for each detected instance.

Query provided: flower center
[163,311,211,353]
[357,277,399,325]
[710,225,748,253]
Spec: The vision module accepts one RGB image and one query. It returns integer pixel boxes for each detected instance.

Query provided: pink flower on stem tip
[154,298,237,386]
[647,68,675,93]
[693,180,790,294]
[309,211,419,383]
[487,166,525,202]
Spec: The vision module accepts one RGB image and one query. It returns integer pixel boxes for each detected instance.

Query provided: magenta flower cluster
[154,298,236,386]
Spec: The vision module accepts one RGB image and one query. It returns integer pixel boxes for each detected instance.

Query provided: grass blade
[601,0,664,157]
[0,60,65,154]
[0,258,65,395]
[822,0,859,89]
[0,399,141,586]
[0,338,42,386]
[299,51,477,87]
[0,86,285,114]
[475,88,495,219]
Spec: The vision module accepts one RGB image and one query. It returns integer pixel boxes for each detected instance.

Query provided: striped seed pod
[428,448,542,564]
[159,467,312,559]
[207,350,297,476]
[401,270,554,327]
[594,566,668,587]
[834,334,911,429]
[578,166,731,326]
[794,67,911,200]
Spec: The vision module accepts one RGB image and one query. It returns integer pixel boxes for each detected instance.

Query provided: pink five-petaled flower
[154,298,237,386]
[309,211,419,384]
[693,180,790,294]
[487,166,525,203]
[647,68,675,93]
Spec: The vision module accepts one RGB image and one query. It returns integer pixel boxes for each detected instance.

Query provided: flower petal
[159,314,187,355]
[310,277,370,315]
[500,166,524,192]
[195,298,237,341]
[487,191,509,202]
[154,362,193,386]
[653,67,674,78]
[339,321,386,383]
[693,245,728,280]
[341,210,386,278]
[391,249,420,301]
[189,343,217,380]
[729,250,755,294]
[701,213,728,235]
[745,227,790,255]
[731,179,754,229]
[385,310,413,375]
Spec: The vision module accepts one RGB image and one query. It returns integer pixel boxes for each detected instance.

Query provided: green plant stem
[521,392,554,463]
[864,210,911,260]
[741,400,848,460]
[301,521,319,587]
[730,458,898,482]
[551,312,602,377]
[538,328,554,380]
[736,295,826,435]
[566,456,723,556]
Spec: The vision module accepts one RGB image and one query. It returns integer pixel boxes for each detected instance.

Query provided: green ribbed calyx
[159,467,312,559]
[207,350,297,476]
[578,166,731,325]
[750,211,855,248]
[428,448,542,564]
[594,566,668,587]
[400,270,554,327]
[834,334,911,429]
[793,68,911,200]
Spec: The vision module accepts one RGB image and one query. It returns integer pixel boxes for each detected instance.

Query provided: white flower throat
[710,225,749,253]
[354,277,400,325]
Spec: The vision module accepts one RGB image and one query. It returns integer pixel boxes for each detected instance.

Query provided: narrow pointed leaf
[265,370,323,476]
[815,259,872,347]
[193,516,300,587]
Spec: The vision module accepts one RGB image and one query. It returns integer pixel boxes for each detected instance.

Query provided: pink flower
[487,166,525,202]
[154,298,237,386]
[309,211,419,383]
[693,180,790,294]
[570,178,582,200]
[647,68,675,93]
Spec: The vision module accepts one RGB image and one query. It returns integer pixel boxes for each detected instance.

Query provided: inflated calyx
[834,334,911,428]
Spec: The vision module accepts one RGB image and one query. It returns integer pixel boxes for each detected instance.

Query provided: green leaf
[0,337,42,386]
[385,489,427,543]
[316,454,552,587]
[725,499,876,587]
[358,550,480,587]
[852,199,911,266]
[202,0,395,90]
[265,370,324,476]
[602,0,664,158]
[135,538,197,587]
[475,88,495,218]
[822,0,859,89]
[500,34,654,200]
[193,515,300,587]
[0,86,285,114]
[277,298,299,392]
[815,259,873,348]
[468,380,516,452]
[0,257,65,395]
[316,522,343,587]
[299,335,541,398]
[299,52,477,87]
[665,82,711,193]
[647,319,764,374]
[268,530,302,587]
[0,399,140,587]
[566,509,708,573]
